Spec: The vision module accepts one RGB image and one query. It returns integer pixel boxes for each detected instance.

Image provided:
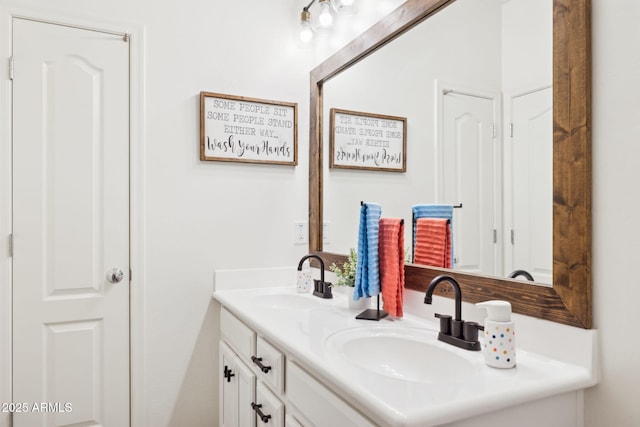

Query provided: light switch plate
[294,221,308,244]
[322,221,331,244]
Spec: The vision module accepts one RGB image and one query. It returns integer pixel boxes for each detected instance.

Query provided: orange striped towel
[414,218,451,268]
[379,218,405,317]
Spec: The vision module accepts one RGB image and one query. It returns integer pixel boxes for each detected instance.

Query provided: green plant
[329,248,357,287]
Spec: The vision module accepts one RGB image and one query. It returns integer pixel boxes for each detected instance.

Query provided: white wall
[140,3,308,422]
[586,0,640,425]
[501,0,552,93]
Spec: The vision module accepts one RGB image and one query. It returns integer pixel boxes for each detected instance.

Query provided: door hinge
[511,229,515,245]
[129,269,132,281]
[8,233,13,257]
[9,56,14,80]
[493,229,497,244]
[492,123,497,138]
[509,123,514,138]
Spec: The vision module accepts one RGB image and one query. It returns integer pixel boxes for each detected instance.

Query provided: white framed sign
[200,92,298,165]
[329,108,406,172]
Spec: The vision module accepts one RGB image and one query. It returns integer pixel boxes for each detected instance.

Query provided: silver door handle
[106,268,125,284]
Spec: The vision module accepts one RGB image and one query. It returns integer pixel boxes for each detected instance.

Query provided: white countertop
[213,285,596,426]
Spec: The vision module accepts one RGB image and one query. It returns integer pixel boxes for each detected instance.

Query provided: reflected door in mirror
[438,88,499,276]
[506,86,553,285]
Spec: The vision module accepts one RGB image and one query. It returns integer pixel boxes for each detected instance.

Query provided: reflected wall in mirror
[322,0,553,285]
[308,0,591,328]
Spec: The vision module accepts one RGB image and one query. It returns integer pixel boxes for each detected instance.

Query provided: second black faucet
[424,275,481,351]
[297,254,333,299]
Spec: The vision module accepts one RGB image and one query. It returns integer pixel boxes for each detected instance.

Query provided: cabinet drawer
[220,308,256,361]
[254,381,284,427]
[253,335,285,394]
[286,361,375,427]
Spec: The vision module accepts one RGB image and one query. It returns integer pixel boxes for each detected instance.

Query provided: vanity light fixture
[298,0,358,44]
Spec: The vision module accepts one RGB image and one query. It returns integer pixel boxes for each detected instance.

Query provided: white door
[507,87,553,284]
[440,89,499,276]
[12,18,130,426]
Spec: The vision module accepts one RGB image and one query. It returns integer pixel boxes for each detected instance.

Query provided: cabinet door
[220,341,257,427]
[220,342,238,427]
[235,354,257,427]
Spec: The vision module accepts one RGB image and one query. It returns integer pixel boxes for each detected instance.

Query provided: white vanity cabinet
[220,340,286,427]
[218,307,375,427]
[220,307,284,427]
[214,285,596,426]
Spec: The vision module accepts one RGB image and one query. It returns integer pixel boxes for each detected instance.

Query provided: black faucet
[424,275,481,351]
[297,254,332,299]
[508,269,534,281]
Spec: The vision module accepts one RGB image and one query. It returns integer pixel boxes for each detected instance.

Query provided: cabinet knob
[251,402,272,423]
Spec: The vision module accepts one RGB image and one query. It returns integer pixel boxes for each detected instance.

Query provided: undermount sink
[324,326,479,383]
[248,293,321,310]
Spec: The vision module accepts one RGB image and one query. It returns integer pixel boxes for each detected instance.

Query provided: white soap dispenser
[476,300,516,368]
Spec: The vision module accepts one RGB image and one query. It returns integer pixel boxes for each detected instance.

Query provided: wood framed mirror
[308,0,591,328]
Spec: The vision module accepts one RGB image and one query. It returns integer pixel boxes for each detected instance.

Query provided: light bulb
[318,0,333,28]
[299,10,314,43]
[300,22,313,43]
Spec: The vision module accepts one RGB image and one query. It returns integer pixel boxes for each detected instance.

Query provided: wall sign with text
[330,108,406,172]
[200,92,298,165]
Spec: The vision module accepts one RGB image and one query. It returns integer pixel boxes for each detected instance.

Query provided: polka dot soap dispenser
[476,300,516,369]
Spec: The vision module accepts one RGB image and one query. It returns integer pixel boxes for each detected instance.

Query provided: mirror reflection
[322,0,552,284]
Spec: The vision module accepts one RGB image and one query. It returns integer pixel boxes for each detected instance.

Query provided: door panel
[12,18,130,427]
[441,91,498,276]
[44,55,105,296]
[44,320,103,424]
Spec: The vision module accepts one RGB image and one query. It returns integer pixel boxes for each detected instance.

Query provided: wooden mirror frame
[308,0,591,328]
